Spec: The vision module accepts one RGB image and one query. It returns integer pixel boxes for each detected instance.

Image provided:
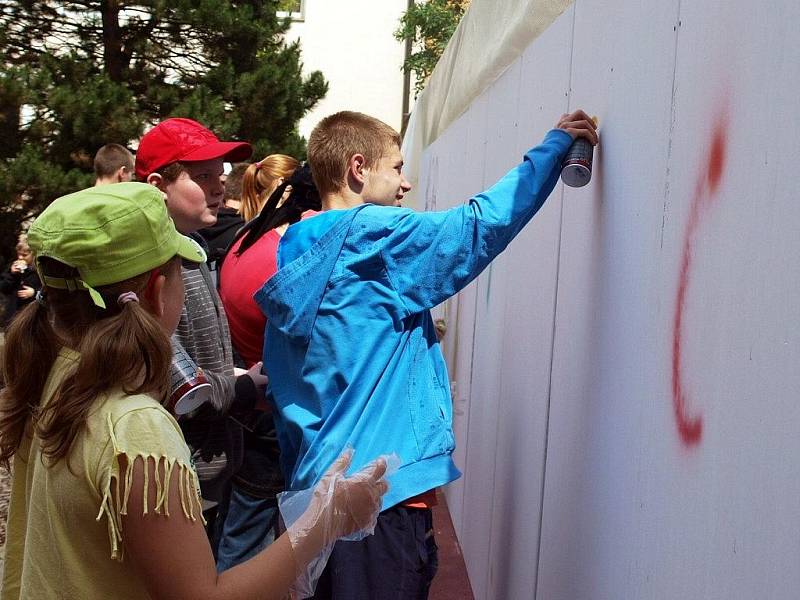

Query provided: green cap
[28,182,206,308]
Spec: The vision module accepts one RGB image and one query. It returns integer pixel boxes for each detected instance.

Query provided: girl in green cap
[0,182,388,599]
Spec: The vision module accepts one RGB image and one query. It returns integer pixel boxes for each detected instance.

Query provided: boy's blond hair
[308,111,401,198]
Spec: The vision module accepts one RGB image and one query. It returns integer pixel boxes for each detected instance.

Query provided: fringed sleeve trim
[95,413,204,561]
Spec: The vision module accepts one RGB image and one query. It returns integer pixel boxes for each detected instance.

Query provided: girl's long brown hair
[239,154,300,221]
[0,257,177,468]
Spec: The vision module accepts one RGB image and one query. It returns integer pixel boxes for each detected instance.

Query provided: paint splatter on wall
[671,118,728,447]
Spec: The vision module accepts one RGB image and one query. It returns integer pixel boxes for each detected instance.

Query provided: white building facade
[284,0,410,139]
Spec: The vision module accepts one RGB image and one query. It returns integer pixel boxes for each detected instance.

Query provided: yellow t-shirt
[1,349,202,600]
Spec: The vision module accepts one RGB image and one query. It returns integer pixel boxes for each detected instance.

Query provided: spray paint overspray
[671,116,729,447]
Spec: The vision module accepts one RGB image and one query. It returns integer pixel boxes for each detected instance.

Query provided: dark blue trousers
[312,505,438,599]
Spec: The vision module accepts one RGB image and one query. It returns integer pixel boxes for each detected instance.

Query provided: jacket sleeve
[199,368,238,413]
[378,129,572,316]
[173,302,238,414]
[0,267,19,294]
[28,272,42,292]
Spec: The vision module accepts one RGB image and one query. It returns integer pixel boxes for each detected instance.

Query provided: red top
[219,231,278,367]
[219,212,319,367]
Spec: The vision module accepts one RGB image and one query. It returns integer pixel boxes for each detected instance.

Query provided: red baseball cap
[135,118,252,180]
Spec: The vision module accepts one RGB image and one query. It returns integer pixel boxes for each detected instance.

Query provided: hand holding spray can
[560,116,599,188]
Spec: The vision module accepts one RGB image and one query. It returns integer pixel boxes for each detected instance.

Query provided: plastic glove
[288,450,388,547]
[282,450,394,598]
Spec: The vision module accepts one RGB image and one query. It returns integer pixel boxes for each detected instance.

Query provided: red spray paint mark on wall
[671,120,728,447]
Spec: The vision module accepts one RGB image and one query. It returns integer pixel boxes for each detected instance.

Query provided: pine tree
[0,0,327,265]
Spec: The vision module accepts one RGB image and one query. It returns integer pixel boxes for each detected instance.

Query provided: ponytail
[0,300,60,468]
[236,163,321,256]
[0,258,176,467]
[36,299,171,464]
[238,154,301,222]
[239,162,262,222]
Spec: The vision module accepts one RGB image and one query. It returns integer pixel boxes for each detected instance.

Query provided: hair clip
[35,288,46,307]
[117,291,140,306]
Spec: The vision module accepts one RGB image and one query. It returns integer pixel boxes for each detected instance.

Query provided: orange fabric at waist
[402,489,438,509]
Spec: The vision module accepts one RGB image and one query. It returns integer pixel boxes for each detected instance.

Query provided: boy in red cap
[136,118,266,553]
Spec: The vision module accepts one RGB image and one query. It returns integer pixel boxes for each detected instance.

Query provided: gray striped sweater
[174,263,241,503]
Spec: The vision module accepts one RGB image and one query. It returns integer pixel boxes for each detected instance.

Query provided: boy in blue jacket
[256,109,597,598]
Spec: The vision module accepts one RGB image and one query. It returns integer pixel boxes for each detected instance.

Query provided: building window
[277,0,304,21]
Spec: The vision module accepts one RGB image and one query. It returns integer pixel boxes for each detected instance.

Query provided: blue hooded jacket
[255,129,573,509]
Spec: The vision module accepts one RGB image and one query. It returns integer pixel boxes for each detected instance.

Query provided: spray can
[561,115,598,188]
[560,137,594,188]
[168,340,211,417]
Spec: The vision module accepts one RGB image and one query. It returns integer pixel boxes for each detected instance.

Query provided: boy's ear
[347,154,367,185]
[146,172,167,193]
[115,166,129,183]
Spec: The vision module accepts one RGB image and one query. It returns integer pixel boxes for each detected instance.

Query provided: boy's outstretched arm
[378,110,598,317]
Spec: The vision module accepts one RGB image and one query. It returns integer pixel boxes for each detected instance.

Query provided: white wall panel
[423,109,477,535]
[538,0,683,597]
[439,91,494,595]
[456,81,514,600]
[482,13,575,600]
[414,0,800,598]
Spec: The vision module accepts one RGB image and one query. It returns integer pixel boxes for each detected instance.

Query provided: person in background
[1,238,41,329]
[0,182,388,599]
[222,163,247,213]
[239,154,300,222]
[200,162,248,269]
[220,162,318,367]
[135,117,265,547]
[93,143,135,186]
[215,165,321,571]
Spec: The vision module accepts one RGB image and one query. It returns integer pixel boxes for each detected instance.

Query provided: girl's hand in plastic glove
[287,451,388,567]
[327,452,388,535]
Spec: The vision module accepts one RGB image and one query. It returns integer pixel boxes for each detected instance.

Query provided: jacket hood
[198,207,244,262]
[255,206,367,343]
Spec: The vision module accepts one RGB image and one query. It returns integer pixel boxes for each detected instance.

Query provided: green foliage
[394,0,469,96]
[0,0,327,265]
[276,0,302,13]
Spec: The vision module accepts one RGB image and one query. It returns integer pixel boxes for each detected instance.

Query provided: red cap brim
[181,141,253,164]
